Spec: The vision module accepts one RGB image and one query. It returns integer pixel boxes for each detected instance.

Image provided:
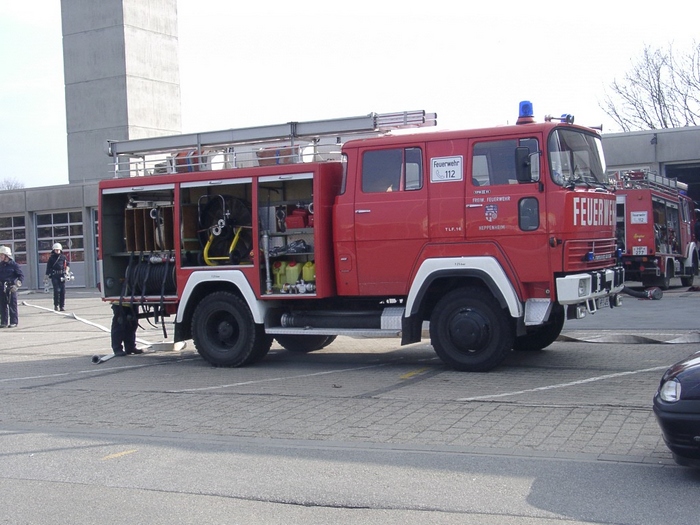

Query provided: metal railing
[107,110,437,178]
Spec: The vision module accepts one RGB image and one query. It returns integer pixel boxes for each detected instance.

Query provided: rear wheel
[643,266,671,290]
[429,286,514,372]
[513,305,565,352]
[191,291,259,367]
[680,258,697,287]
[244,325,273,365]
[275,334,337,353]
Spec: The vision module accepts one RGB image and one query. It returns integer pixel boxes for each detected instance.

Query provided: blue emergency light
[519,101,534,119]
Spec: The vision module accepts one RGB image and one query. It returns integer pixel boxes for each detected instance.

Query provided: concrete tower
[61,0,181,183]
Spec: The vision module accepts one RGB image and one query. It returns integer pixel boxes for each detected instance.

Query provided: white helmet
[53,243,62,251]
[0,246,12,258]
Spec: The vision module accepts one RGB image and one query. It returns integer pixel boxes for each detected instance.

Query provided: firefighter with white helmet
[45,242,68,311]
[0,245,24,328]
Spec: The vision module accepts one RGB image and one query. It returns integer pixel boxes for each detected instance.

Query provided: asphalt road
[1,285,699,524]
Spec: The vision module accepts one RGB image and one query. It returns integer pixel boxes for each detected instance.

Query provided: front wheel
[429,287,514,372]
[513,305,565,352]
[191,291,258,367]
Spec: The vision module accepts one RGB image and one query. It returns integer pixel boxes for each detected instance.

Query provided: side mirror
[515,147,540,183]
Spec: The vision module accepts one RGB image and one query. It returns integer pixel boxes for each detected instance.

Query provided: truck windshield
[548,129,607,188]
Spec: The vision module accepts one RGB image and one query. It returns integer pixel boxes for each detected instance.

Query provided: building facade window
[0,215,27,264]
[36,211,84,264]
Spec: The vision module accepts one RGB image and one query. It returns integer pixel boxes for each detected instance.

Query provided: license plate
[596,296,610,309]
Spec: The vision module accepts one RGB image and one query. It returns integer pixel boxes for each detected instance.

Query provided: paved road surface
[1,285,699,524]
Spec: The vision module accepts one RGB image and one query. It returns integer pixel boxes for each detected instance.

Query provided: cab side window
[472,138,538,186]
[362,148,423,193]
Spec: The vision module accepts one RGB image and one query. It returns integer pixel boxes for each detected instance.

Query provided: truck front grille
[564,238,617,272]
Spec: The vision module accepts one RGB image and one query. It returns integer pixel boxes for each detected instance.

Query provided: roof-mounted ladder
[106,110,437,158]
[105,110,437,177]
[614,169,688,196]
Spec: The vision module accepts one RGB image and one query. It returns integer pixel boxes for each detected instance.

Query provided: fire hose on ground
[621,286,663,300]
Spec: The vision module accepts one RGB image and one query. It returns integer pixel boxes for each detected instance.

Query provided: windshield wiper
[565,165,609,190]
[565,176,593,190]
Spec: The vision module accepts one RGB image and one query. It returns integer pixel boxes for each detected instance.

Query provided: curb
[559,331,700,344]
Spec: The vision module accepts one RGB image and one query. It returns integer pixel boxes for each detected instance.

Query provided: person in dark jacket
[110,303,143,356]
[0,245,24,328]
[45,243,68,311]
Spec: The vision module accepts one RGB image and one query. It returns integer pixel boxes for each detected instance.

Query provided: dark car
[653,351,700,466]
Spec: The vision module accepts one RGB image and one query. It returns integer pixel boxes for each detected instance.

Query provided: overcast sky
[1,1,697,188]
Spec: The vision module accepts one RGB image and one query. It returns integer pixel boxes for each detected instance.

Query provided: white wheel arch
[406,257,523,320]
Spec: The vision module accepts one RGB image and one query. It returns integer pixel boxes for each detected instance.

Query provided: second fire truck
[613,169,699,289]
[98,102,625,372]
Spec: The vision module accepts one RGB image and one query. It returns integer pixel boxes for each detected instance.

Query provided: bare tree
[0,177,25,190]
[601,42,700,131]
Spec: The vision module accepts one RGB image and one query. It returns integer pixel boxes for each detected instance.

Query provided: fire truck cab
[99,103,624,372]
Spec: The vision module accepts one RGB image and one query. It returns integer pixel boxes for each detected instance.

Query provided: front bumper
[653,397,700,466]
[555,266,625,306]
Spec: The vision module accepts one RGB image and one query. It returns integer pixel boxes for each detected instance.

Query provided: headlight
[578,277,590,297]
[659,379,681,402]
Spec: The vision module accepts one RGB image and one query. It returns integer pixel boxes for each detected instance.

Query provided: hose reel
[197,194,253,265]
[123,255,176,297]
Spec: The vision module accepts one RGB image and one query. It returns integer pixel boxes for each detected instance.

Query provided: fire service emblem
[485,204,498,222]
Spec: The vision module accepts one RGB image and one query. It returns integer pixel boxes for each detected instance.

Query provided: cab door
[465,136,551,285]
[353,145,428,296]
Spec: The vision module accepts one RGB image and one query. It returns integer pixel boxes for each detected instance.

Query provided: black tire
[320,335,337,349]
[243,325,273,365]
[680,258,697,287]
[191,291,258,367]
[643,267,671,290]
[275,334,337,353]
[513,305,565,352]
[429,286,514,372]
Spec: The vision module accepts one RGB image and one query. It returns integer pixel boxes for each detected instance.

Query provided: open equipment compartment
[178,177,254,268]
[100,184,176,301]
[258,172,316,296]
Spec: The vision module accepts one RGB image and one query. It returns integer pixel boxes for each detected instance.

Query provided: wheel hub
[447,308,490,352]
[216,320,234,341]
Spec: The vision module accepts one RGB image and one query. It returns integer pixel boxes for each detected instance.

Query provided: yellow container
[285,260,301,284]
[273,260,287,289]
[302,261,316,282]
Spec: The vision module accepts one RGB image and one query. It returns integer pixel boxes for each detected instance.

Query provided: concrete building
[63,0,181,184]
[0,0,180,290]
[602,127,700,204]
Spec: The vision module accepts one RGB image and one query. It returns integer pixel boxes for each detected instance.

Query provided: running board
[265,327,402,338]
[266,306,405,338]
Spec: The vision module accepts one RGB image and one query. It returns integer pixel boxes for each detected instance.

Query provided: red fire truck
[613,170,699,289]
[99,102,624,372]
